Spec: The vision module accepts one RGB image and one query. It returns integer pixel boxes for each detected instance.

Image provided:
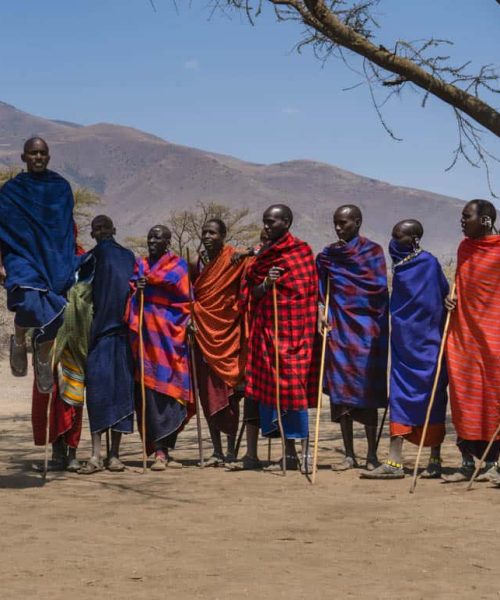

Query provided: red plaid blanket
[243,232,318,411]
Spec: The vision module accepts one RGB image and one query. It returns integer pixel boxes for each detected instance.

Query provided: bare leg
[226,434,236,461]
[37,340,54,363]
[245,423,260,461]
[207,420,224,458]
[14,324,27,345]
[90,431,102,461]
[332,414,358,471]
[387,436,404,464]
[110,430,122,459]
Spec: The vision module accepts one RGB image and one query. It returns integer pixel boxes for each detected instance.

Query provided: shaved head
[91,214,114,230]
[394,219,423,239]
[334,204,362,223]
[23,137,49,153]
[264,204,293,226]
[333,204,362,243]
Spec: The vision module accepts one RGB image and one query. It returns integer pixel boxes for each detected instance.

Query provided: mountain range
[0,101,464,259]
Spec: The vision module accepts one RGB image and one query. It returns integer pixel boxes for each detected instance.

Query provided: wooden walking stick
[186,248,205,468]
[234,421,246,460]
[42,339,58,481]
[272,283,287,476]
[467,421,500,491]
[138,288,148,473]
[311,278,330,484]
[410,282,456,494]
[376,405,389,453]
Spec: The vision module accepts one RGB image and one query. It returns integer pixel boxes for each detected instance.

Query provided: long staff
[467,421,500,491]
[186,248,205,468]
[42,339,58,480]
[410,282,456,494]
[234,421,246,460]
[311,278,330,484]
[272,283,287,476]
[138,289,148,473]
[376,405,388,452]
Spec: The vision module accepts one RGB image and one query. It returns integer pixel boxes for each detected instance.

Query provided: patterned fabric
[317,236,389,410]
[53,282,93,407]
[126,251,192,406]
[31,377,83,448]
[193,245,248,388]
[388,242,449,445]
[243,231,318,412]
[446,236,500,442]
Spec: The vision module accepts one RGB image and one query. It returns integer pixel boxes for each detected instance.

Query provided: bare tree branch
[209,0,499,193]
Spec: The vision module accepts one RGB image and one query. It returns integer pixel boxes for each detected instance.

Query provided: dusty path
[0,359,498,600]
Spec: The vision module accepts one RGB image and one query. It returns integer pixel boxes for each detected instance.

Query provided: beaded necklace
[392,248,422,272]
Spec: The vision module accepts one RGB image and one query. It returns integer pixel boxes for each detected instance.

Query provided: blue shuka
[0,170,89,340]
[85,238,136,433]
[388,241,449,428]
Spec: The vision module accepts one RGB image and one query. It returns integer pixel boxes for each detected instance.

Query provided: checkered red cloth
[243,232,319,411]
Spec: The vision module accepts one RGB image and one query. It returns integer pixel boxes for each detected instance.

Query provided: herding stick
[42,339,58,481]
[311,277,330,484]
[138,289,148,473]
[272,283,287,476]
[376,405,388,453]
[410,282,456,494]
[467,421,500,491]
[234,420,246,460]
[186,248,205,468]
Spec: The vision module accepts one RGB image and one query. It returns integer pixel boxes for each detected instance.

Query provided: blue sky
[1,0,499,202]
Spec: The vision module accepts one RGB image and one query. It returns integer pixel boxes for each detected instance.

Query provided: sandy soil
[0,359,498,600]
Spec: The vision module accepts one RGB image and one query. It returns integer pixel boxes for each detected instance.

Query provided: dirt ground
[0,359,498,600]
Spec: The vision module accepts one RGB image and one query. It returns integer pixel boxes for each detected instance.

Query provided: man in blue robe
[362,220,449,479]
[79,216,135,474]
[0,137,89,393]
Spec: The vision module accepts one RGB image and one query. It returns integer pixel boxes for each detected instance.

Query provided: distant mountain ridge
[0,101,464,259]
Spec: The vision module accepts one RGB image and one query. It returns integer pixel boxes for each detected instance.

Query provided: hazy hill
[0,101,464,259]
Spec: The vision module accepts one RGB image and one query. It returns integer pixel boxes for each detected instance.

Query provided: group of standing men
[0,137,499,484]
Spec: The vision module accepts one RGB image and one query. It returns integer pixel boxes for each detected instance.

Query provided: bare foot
[331,456,358,471]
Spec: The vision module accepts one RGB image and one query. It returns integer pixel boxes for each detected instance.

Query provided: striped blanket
[127,252,192,406]
[446,236,500,441]
[317,236,389,410]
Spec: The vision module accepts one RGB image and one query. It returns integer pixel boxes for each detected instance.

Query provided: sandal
[264,455,298,472]
[66,458,81,473]
[10,335,28,377]
[151,455,167,471]
[33,343,55,394]
[420,458,442,479]
[475,463,498,482]
[225,456,263,471]
[166,457,183,469]
[359,461,404,479]
[32,458,67,473]
[202,454,225,468]
[107,456,126,472]
[442,463,474,483]
[331,456,358,471]
[78,457,104,475]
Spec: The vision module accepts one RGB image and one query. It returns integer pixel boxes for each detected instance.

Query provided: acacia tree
[211,0,499,192]
[169,201,261,256]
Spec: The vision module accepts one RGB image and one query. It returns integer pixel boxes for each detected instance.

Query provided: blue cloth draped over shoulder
[0,170,90,331]
[388,242,449,427]
[316,236,389,409]
[86,239,135,433]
